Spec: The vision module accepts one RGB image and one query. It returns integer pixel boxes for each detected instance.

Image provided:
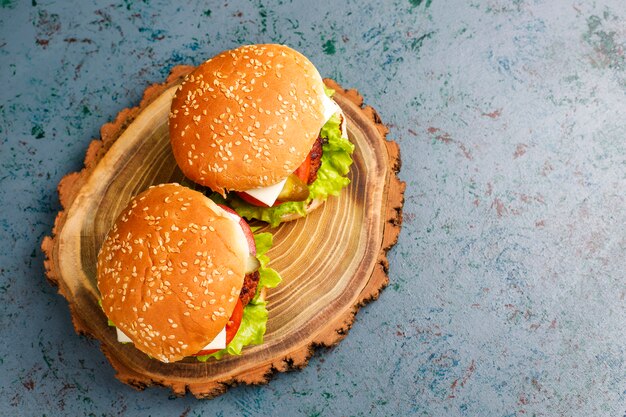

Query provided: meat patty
[307,115,344,184]
[307,135,324,184]
[239,270,260,306]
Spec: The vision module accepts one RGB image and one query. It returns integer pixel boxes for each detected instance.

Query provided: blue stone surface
[1,0,624,415]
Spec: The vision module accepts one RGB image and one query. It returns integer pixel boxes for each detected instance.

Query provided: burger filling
[195,230,281,361]
[235,88,347,208]
[228,86,355,227]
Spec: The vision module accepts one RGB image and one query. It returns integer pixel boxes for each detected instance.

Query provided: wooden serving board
[41,66,405,398]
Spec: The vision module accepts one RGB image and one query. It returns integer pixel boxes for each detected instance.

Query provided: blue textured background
[1,0,624,415]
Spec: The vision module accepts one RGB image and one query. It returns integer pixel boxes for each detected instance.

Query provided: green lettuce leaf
[228,108,355,227]
[252,232,282,295]
[195,232,281,361]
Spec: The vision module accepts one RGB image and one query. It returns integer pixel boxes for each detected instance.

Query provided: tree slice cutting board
[41,66,405,398]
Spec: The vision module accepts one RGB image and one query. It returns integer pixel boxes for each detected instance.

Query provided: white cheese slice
[338,107,348,138]
[116,326,227,350]
[116,327,132,343]
[322,93,340,122]
[243,178,287,207]
[201,327,226,350]
[323,94,348,138]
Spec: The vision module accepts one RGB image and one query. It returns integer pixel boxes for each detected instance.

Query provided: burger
[168,44,354,227]
[96,183,281,363]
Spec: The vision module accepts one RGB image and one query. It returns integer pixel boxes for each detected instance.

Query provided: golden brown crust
[96,183,247,363]
[169,44,327,195]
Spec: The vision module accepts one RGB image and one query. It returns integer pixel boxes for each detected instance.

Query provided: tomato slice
[193,298,244,356]
[293,153,311,184]
[236,191,285,208]
[217,204,257,256]
[236,191,271,208]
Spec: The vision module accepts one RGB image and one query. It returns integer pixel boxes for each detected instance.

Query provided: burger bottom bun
[280,198,324,222]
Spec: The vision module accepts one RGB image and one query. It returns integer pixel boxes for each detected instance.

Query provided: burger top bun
[169,44,327,195]
[97,183,248,363]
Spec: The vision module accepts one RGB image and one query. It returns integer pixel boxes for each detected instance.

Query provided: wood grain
[41,67,405,398]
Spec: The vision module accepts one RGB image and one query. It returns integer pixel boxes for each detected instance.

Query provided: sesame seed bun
[169,44,327,195]
[96,183,248,363]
